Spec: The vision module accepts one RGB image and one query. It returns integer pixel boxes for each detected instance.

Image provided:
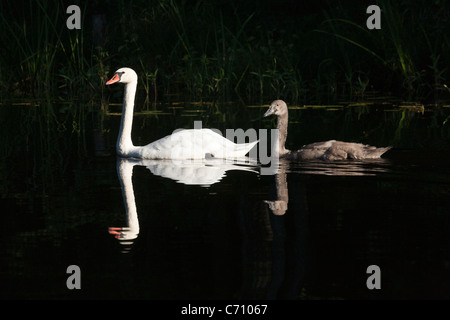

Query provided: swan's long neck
[117,81,137,156]
[277,112,289,155]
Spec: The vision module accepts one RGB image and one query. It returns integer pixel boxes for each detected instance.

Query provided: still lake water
[1,102,450,299]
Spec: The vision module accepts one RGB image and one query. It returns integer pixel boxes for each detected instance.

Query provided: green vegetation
[1,0,450,106]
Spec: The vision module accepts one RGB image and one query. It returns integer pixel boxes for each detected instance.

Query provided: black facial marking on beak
[106,71,126,85]
[116,71,125,80]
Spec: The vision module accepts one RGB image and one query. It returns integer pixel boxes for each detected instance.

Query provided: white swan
[106,67,258,159]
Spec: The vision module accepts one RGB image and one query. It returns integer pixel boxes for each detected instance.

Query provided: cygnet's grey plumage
[264,100,392,161]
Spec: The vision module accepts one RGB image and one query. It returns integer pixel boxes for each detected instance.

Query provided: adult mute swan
[264,100,392,161]
[106,67,258,159]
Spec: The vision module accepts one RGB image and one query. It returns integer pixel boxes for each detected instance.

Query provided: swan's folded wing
[302,140,336,150]
[140,129,258,160]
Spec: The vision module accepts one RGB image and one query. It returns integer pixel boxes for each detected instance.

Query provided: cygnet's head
[264,200,288,216]
[264,99,288,117]
[106,67,138,85]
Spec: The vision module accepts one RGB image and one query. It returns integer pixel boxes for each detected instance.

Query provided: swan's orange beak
[106,73,120,85]
[108,227,123,238]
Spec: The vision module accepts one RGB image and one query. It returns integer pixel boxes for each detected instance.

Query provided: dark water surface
[1,102,450,299]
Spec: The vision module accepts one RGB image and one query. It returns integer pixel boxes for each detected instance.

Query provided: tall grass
[1,0,450,105]
[0,1,61,98]
[0,0,109,102]
[316,0,450,103]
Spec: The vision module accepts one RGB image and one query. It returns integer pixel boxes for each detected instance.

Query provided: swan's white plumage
[137,129,258,160]
[106,67,258,160]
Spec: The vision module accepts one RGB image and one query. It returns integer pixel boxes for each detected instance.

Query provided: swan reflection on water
[109,154,392,297]
[108,157,258,247]
[109,155,391,244]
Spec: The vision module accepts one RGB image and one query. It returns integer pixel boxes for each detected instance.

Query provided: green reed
[1,0,449,107]
[317,0,450,102]
[1,1,59,98]
[0,0,107,103]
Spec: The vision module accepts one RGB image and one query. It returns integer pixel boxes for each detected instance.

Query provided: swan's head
[264,100,288,117]
[106,67,138,85]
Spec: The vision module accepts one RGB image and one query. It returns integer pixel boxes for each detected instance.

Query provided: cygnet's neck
[117,81,138,156]
[276,112,290,156]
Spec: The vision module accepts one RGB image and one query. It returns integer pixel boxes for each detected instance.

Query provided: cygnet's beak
[106,73,120,85]
[264,105,276,117]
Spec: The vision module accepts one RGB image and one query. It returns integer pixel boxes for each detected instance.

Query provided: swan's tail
[364,146,392,159]
[229,140,259,158]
